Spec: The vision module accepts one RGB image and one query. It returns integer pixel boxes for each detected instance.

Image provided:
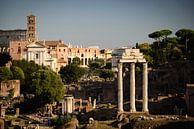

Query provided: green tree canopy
[12,60,43,93]
[160,29,172,39]
[89,58,105,69]
[0,67,13,81]
[31,69,65,104]
[11,66,25,82]
[148,31,162,42]
[104,62,112,69]
[72,57,81,65]
[175,29,194,51]
[99,69,114,81]
[59,64,85,84]
[0,52,12,66]
[149,29,172,42]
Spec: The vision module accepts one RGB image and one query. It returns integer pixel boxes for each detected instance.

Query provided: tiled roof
[39,40,68,47]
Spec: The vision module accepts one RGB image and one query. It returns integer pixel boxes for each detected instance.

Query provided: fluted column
[130,63,136,112]
[118,62,123,112]
[142,62,149,112]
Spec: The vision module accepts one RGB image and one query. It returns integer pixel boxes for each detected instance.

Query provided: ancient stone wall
[0,80,20,98]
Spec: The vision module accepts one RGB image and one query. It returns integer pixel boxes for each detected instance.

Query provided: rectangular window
[36,53,39,59]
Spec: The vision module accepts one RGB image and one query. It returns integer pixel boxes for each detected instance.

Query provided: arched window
[18,47,21,53]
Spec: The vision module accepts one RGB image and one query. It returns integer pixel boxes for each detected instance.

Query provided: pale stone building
[39,40,68,71]
[7,14,102,70]
[0,80,20,98]
[25,42,57,72]
[100,49,113,62]
[68,46,100,67]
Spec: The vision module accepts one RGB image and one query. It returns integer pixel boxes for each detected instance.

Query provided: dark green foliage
[51,114,72,126]
[72,57,81,65]
[146,28,194,68]
[160,29,172,39]
[10,66,25,83]
[12,60,43,93]
[0,52,12,66]
[104,62,112,69]
[89,58,105,69]
[148,31,163,41]
[59,64,85,84]
[16,69,65,113]
[99,69,114,81]
[149,29,172,42]
[0,67,12,81]
[31,69,65,104]
[175,29,194,51]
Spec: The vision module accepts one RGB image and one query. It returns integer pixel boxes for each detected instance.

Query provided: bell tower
[27,15,36,42]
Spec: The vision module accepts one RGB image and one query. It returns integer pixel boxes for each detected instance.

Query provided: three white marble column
[117,62,148,113]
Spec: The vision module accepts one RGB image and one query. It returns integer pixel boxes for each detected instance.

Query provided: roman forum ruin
[112,48,148,113]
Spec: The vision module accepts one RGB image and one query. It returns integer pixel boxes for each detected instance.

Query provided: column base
[129,109,136,113]
[117,109,124,113]
[142,110,149,115]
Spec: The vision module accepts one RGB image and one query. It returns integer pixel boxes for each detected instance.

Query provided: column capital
[118,62,123,68]
[142,62,148,65]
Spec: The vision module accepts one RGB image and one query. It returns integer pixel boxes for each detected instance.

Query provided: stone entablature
[112,48,146,70]
[0,80,20,98]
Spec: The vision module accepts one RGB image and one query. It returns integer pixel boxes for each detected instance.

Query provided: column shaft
[118,63,123,112]
[142,63,149,112]
[130,63,136,112]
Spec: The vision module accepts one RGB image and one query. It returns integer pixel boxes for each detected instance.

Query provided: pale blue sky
[0,0,194,48]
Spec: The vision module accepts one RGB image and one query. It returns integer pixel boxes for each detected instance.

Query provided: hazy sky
[0,0,194,48]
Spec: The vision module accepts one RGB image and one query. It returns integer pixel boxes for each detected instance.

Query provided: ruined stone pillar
[16,108,20,116]
[64,96,74,114]
[93,99,96,109]
[118,62,123,112]
[130,63,136,112]
[61,100,65,115]
[142,62,149,112]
